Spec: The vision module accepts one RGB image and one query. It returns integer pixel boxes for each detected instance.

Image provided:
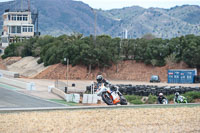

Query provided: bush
[183,91,200,99]
[183,91,200,103]
[146,94,157,104]
[167,94,174,102]
[124,95,143,104]
[130,99,144,104]
[124,95,142,102]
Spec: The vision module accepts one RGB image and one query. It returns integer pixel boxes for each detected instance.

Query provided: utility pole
[21,0,23,11]
[64,58,69,88]
[91,8,97,46]
[28,0,30,11]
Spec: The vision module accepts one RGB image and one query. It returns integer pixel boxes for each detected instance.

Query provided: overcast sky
[0,0,200,10]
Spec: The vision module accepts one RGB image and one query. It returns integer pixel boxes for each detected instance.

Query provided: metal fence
[55,80,67,92]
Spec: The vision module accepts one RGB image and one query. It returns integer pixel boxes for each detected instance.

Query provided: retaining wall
[0,77,35,90]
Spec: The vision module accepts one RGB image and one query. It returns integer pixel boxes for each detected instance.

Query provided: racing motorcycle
[96,83,127,105]
[161,99,168,104]
[174,96,187,104]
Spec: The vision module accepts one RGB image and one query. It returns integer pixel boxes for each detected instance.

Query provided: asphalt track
[0,83,200,113]
[0,86,66,109]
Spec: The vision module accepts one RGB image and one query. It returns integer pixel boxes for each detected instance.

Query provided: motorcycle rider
[174,92,187,103]
[96,75,110,87]
[96,75,118,94]
[157,93,167,104]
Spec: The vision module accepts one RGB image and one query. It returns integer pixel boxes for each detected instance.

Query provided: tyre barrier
[86,84,200,96]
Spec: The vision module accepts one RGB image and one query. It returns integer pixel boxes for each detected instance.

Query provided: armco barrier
[0,77,35,90]
[0,70,19,78]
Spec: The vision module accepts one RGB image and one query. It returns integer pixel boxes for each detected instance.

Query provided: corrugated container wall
[168,69,197,84]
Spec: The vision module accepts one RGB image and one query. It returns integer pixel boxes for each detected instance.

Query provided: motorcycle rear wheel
[102,92,114,105]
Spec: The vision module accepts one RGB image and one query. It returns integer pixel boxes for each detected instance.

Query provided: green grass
[49,99,79,106]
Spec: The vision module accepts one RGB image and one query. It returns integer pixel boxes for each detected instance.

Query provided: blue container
[185,71,195,83]
[168,70,174,83]
[180,71,186,83]
[168,69,197,84]
[174,71,180,83]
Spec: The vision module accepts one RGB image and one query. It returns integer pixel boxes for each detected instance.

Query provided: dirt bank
[34,60,193,82]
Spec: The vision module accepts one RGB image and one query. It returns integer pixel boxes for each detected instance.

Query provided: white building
[1,10,35,48]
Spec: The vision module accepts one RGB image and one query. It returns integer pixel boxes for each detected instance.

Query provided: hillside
[0,0,200,38]
[1,56,199,82]
[33,60,192,82]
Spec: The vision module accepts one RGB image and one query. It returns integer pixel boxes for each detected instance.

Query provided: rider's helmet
[175,92,179,97]
[159,93,163,97]
[96,75,103,83]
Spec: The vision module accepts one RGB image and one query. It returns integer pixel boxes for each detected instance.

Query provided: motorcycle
[96,83,127,105]
[174,96,187,103]
[161,99,168,104]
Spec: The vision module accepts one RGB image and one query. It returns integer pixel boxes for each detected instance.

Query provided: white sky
[0,0,12,2]
[76,0,200,10]
[0,0,200,10]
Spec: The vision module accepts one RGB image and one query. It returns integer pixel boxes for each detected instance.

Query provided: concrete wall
[0,77,35,90]
[0,70,19,78]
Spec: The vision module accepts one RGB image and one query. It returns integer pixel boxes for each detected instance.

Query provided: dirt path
[0,107,199,132]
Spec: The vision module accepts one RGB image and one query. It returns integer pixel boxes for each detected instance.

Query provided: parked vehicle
[150,75,160,83]
[96,83,127,105]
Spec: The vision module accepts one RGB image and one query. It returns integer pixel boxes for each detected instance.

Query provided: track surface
[0,87,65,108]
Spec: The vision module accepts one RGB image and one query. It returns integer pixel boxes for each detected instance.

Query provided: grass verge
[48,99,79,106]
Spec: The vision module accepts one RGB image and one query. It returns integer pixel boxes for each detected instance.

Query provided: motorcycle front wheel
[120,96,128,105]
[102,92,114,105]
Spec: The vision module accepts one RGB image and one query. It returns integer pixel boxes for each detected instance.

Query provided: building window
[23,15,28,21]
[8,15,10,20]
[11,26,16,33]
[11,26,21,33]
[17,15,22,21]
[12,14,17,21]
[28,26,33,32]
[23,26,27,32]
[17,26,21,33]
[22,26,33,32]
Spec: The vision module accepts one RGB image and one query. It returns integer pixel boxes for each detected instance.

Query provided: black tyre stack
[85,84,200,96]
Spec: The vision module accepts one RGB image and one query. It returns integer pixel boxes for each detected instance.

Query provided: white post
[91,81,95,94]
[67,59,69,88]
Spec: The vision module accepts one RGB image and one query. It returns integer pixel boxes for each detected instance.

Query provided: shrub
[124,95,142,102]
[183,91,200,103]
[130,99,144,104]
[183,91,200,99]
[147,94,157,104]
[167,94,174,102]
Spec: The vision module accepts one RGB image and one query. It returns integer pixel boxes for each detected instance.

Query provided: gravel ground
[0,107,200,133]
